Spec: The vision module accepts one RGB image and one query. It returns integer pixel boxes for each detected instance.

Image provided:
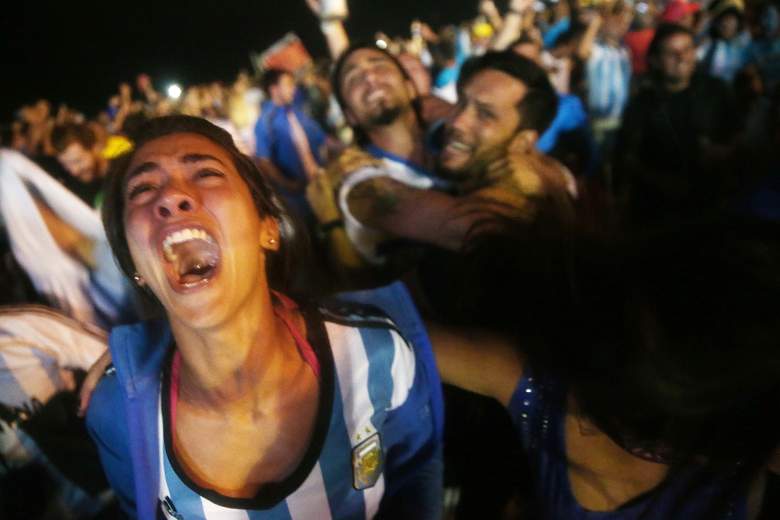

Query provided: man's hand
[306,170,342,224]
[456,142,577,226]
[325,146,383,186]
[305,0,348,18]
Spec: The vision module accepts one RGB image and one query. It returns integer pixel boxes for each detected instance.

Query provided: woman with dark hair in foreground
[85,115,440,519]
[430,214,780,518]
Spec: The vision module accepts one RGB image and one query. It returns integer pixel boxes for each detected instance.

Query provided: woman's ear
[260,217,281,252]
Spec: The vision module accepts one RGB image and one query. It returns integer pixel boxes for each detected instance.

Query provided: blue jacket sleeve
[378,346,442,519]
[85,369,137,518]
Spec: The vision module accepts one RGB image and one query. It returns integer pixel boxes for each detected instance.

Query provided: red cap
[660,0,701,22]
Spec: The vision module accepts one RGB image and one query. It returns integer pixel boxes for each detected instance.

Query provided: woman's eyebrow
[126,161,158,182]
[126,154,226,183]
[180,153,225,165]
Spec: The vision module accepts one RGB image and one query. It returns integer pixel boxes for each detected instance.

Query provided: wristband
[508,8,524,15]
[320,14,347,23]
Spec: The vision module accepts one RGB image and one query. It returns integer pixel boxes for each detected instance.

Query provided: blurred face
[137,73,152,92]
[57,142,98,183]
[603,10,634,41]
[717,13,740,39]
[271,73,296,106]
[338,48,417,128]
[439,69,526,176]
[122,133,278,328]
[656,33,697,89]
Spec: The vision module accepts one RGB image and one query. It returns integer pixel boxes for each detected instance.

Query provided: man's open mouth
[441,135,475,163]
[161,227,220,288]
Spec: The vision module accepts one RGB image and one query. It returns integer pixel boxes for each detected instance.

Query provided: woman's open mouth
[161,227,221,289]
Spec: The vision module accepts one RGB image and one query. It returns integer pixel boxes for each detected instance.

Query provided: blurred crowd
[1,0,779,518]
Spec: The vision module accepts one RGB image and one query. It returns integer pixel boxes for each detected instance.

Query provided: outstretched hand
[305,0,322,16]
[305,0,348,18]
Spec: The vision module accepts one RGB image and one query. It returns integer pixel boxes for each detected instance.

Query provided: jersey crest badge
[352,433,383,490]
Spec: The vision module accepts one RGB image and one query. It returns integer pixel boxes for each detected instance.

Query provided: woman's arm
[427,322,524,407]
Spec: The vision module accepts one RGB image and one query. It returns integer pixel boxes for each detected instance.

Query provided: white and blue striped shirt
[586,41,632,121]
[156,303,434,519]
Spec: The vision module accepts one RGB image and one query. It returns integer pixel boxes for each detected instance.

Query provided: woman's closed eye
[195,168,226,181]
[127,182,158,201]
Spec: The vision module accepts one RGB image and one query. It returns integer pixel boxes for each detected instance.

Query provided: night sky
[2,0,484,123]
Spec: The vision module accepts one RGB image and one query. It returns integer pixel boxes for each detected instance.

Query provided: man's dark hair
[647,23,695,68]
[331,42,415,115]
[457,51,558,134]
[260,68,292,97]
[102,115,309,303]
[331,42,422,144]
[51,123,97,153]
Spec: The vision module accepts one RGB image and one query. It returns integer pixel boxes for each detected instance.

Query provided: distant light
[376,39,388,49]
[636,1,649,13]
[167,84,182,100]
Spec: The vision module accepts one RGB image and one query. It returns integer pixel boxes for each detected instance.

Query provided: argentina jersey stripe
[158,392,295,520]
[326,321,382,518]
[359,327,396,434]
[284,463,331,519]
[317,363,366,519]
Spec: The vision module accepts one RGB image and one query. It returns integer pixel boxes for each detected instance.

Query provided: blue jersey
[254,101,326,184]
[88,299,440,520]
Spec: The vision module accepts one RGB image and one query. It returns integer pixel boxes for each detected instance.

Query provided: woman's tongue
[169,239,219,285]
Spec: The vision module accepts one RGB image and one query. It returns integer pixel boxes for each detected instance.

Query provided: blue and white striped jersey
[586,41,632,121]
[156,302,436,519]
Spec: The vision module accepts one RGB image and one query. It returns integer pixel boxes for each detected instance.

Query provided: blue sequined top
[506,368,747,519]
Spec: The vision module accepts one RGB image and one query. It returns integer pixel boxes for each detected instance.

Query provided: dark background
[1,0,485,123]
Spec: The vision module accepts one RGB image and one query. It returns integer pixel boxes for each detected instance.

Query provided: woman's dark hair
[457,51,558,135]
[438,212,780,516]
[101,115,309,306]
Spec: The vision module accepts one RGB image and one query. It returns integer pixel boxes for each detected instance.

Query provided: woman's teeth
[162,228,215,262]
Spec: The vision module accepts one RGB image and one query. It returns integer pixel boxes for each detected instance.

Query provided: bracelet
[319,219,344,232]
[507,8,524,15]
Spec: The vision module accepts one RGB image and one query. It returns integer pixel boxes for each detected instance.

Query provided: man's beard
[365,105,405,128]
[437,138,510,187]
